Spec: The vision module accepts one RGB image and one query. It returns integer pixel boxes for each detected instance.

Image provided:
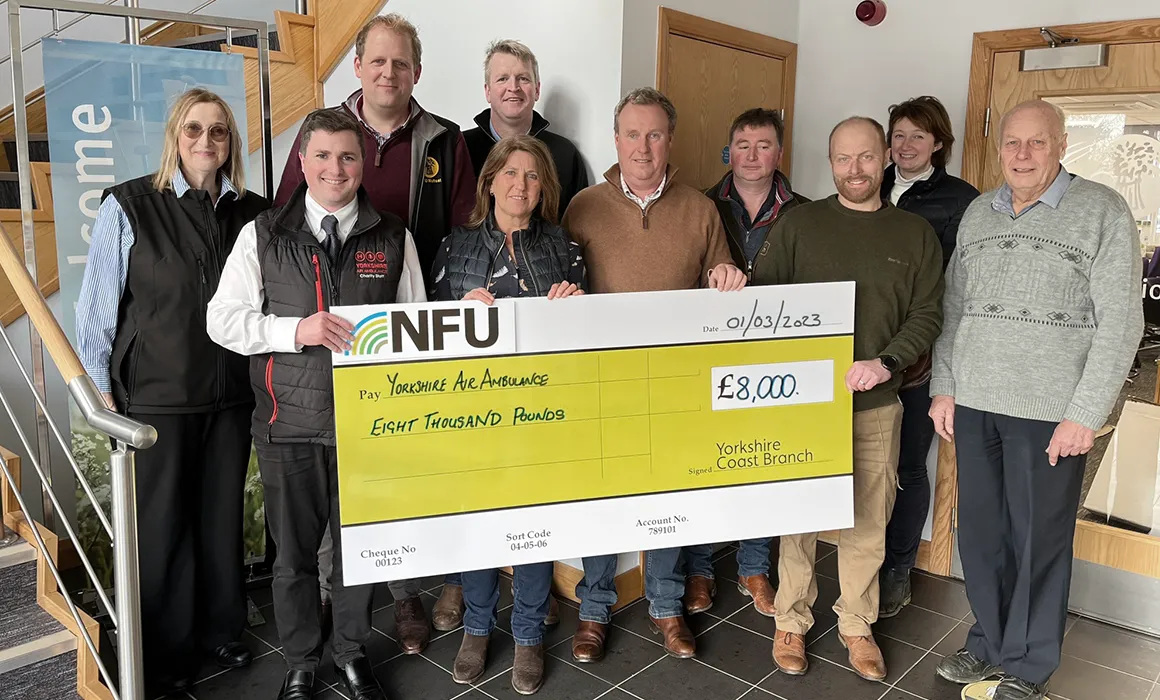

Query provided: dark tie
[321,214,341,264]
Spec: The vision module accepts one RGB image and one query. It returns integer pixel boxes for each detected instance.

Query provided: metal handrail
[0,1,277,697]
[0,0,122,69]
[0,441,118,696]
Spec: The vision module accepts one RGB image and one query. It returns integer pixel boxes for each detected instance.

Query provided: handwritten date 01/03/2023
[703,299,827,337]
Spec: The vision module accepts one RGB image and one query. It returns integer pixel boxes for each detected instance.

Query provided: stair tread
[0,650,82,700]
[0,540,35,570]
[0,562,66,654]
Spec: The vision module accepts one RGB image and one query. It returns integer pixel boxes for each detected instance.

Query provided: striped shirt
[75,171,239,393]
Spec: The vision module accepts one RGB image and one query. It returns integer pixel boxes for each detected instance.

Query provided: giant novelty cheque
[331,283,856,585]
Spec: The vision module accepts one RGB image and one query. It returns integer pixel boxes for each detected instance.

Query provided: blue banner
[41,39,260,582]
[42,37,248,342]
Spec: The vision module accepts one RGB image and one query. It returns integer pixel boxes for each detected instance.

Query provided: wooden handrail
[0,221,84,384]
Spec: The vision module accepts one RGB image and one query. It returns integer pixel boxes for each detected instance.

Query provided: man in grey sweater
[929,100,1143,700]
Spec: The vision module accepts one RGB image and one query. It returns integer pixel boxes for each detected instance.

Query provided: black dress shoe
[211,640,253,669]
[277,670,315,700]
[335,657,387,700]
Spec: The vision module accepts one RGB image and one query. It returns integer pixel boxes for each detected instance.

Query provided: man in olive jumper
[931,101,1143,700]
[752,116,944,683]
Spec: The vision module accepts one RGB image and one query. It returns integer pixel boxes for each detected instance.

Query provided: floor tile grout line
[883,647,934,695]
[537,642,628,689]
[604,652,670,696]
[689,654,767,690]
[1057,651,1160,684]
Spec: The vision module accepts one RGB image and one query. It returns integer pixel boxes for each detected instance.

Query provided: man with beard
[750,116,944,682]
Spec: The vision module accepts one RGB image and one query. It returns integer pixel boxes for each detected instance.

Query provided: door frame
[961,18,1160,187]
[956,17,1160,580]
[654,7,798,177]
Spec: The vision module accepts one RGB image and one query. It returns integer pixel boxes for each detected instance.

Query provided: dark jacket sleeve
[448,133,478,228]
[880,223,945,369]
[939,183,980,270]
[430,238,454,301]
[562,152,590,220]
[273,127,306,207]
[565,240,587,291]
[750,215,796,286]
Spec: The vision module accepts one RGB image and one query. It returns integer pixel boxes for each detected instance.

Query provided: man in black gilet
[207,108,426,700]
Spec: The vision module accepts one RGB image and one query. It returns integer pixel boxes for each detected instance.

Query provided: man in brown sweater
[751,117,943,683]
[562,88,746,663]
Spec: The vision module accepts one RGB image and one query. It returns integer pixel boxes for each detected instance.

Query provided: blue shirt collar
[172,168,239,206]
[992,165,1072,217]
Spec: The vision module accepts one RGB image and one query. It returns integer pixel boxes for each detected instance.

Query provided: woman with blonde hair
[430,135,584,695]
[76,87,268,694]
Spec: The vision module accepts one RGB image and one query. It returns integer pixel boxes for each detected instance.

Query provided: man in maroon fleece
[273,12,476,659]
[275,13,475,285]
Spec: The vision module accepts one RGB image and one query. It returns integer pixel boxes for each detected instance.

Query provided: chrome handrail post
[7,0,54,533]
[109,442,143,700]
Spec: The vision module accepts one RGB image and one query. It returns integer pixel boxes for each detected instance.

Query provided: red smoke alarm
[856,0,887,26]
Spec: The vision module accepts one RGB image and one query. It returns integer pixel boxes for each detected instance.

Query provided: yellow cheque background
[335,336,853,525]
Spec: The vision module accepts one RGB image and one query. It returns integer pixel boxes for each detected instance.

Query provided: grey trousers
[955,406,1085,686]
[317,524,422,602]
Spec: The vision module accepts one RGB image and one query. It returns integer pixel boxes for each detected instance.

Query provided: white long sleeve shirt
[206,191,426,356]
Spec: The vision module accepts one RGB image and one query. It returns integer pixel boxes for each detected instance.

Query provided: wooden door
[980,42,1160,190]
[957,21,1160,585]
[657,8,797,191]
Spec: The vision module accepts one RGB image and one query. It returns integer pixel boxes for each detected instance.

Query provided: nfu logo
[391,306,501,352]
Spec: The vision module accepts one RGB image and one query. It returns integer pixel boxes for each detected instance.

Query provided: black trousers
[956,406,1085,685]
[884,381,936,571]
[256,442,373,671]
[130,405,252,680]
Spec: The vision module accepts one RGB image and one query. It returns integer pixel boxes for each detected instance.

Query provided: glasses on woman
[182,122,231,143]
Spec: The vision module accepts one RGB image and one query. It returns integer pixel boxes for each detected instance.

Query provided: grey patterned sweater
[930,175,1143,431]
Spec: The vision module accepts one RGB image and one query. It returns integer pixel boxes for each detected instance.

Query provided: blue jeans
[883,381,935,571]
[577,549,684,623]
[461,563,553,646]
[684,540,772,579]
[444,572,462,587]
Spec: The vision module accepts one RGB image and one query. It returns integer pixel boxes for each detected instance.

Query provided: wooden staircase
[1,447,102,699]
[0,0,386,326]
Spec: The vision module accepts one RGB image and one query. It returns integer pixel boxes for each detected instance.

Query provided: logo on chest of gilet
[354,249,390,279]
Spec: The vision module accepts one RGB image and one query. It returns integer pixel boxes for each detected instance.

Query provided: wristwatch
[878,354,900,374]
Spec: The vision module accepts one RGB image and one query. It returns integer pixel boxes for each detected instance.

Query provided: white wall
[791,0,1160,199]
[620,0,798,96]
[249,115,302,198]
[325,0,626,183]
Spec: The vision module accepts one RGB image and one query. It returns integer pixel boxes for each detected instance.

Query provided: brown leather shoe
[840,633,887,681]
[682,576,716,615]
[544,595,560,627]
[433,584,464,632]
[772,630,808,675]
[649,615,696,659]
[394,596,430,654]
[572,621,607,663]
[737,575,777,617]
[452,633,488,684]
[511,643,545,695]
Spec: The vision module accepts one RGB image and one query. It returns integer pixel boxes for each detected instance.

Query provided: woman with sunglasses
[76,87,268,695]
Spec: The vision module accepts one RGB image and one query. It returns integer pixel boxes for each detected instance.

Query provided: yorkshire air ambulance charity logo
[424,156,441,183]
[347,311,390,356]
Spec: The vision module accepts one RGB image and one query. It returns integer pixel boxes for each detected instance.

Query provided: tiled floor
[168,543,1160,700]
